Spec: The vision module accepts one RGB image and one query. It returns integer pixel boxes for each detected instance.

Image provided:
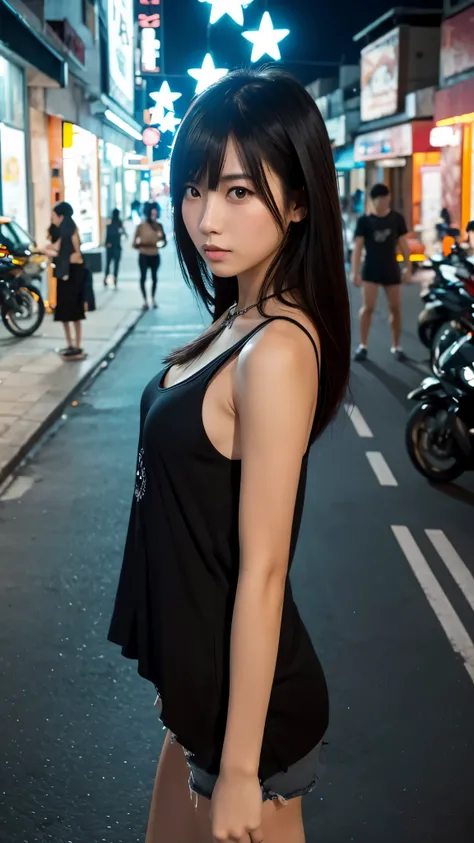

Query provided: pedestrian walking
[104,208,126,288]
[133,203,167,309]
[108,67,350,843]
[130,198,142,226]
[351,183,411,362]
[49,202,86,360]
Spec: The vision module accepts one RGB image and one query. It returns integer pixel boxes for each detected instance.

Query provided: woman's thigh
[194,790,304,843]
[145,731,210,843]
[146,733,305,843]
[139,253,148,279]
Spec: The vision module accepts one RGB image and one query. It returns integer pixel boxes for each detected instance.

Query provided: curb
[0,307,144,488]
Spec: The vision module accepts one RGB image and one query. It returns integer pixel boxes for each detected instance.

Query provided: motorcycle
[406,327,474,483]
[0,255,46,337]
[417,248,474,351]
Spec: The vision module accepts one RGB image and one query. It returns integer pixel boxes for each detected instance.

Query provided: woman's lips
[203,247,231,261]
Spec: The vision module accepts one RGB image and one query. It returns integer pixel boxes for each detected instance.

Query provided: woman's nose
[198,193,222,236]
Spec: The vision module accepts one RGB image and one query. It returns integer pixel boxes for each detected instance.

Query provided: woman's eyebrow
[219,173,252,182]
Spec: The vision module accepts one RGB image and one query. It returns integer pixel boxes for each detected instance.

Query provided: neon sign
[138,0,162,74]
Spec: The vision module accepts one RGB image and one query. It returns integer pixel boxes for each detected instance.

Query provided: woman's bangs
[172,94,279,217]
[172,108,229,195]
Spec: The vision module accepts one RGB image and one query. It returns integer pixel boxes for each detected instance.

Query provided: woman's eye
[184,186,200,199]
[229,187,251,200]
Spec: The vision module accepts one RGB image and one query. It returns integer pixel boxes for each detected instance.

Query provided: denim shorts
[154,687,324,803]
[184,739,324,803]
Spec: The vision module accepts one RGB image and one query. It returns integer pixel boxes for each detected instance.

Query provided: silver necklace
[222,293,279,329]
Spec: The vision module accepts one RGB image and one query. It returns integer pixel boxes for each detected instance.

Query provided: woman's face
[150,208,158,222]
[51,211,63,227]
[181,139,303,279]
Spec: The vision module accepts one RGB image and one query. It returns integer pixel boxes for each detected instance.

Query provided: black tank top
[108,316,329,780]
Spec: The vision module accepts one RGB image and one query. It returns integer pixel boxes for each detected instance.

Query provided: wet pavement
[1,258,473,842]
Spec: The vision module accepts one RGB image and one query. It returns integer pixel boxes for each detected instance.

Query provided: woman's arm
[158,223,167,247]
[70,230,83,264]
[212,321,319,839]
[132,225,141,248]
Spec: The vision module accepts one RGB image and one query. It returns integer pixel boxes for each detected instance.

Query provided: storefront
[355,121,440,247]
[63,123,100,250]
[99,140,125,222]
[0,55,29,231]
[0,0,66,237]
[434,5,474,230]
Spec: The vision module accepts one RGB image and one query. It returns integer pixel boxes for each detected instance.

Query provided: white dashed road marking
[366,451,398,486]
[426,530,474,615]
[345,404,374,438]
[392,526,474,685]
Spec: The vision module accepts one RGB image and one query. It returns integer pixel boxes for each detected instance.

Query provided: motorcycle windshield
[439,333,474,373]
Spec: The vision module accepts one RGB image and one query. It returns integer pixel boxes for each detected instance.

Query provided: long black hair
[53,201,77,238]
[168,67,350,438]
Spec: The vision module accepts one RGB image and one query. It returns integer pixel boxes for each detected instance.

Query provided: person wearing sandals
[133,203,167,309]
[104,209,127,288]
[49,201,86,360]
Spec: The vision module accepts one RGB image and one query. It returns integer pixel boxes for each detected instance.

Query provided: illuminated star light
[149,104,165,126]
[158,111,181,134]
[242,12,290,62]
[149,81,182,112]
[198,0,253,26]
[188,53,228,95]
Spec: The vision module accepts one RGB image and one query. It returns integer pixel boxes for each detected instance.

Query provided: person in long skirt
[49,202,86,360]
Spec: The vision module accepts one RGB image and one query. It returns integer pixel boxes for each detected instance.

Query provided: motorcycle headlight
[462,366,474,385]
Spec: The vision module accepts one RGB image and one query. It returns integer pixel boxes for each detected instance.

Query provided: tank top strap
[203,315,320,386]
[259,316,320,377]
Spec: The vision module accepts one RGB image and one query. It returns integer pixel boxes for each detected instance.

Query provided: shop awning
[334,146,363,171]
[0,0,67,87]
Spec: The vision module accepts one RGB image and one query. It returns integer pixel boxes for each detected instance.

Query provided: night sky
[162,0,442,86]
[145,0,442,156]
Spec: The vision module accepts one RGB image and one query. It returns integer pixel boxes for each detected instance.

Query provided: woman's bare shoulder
[264,295,321,358]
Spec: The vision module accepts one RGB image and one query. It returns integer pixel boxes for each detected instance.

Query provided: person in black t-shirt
[351,183,411,361]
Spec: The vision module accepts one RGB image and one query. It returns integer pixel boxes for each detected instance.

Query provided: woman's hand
[211,770,263,843]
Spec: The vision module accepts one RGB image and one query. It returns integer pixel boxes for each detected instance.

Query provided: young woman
[104,208,126,288]
[49,202,86,360]
[133,203,167,309]
[108,68,350,843]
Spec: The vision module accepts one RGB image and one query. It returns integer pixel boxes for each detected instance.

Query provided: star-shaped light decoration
[149,104,165,126]
[188,53,228,95]
[198,0,253,26]
[158,111,182,134]
[242,12,290,62]
[149,81,182,112]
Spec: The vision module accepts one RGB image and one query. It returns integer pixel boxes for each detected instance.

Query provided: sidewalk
[0,243,151,483]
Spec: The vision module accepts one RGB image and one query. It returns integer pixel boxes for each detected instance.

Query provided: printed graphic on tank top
[108,316,329,780]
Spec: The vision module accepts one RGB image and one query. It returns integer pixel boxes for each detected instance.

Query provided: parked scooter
[418,247,474,350]
[406,326,474,482]
[0,256,45,337]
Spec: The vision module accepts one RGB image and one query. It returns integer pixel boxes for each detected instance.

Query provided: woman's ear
[290,190,307,224]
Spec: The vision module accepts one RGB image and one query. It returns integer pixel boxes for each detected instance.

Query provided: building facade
[0,0,142,259]
[353,9,442,251]
[433,1,474,231]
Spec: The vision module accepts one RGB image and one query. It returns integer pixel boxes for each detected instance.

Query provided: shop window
[0,57,25,129]
[0,124,29,230]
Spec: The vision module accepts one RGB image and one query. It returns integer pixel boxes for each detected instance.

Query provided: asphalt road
[1,259,473,843]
